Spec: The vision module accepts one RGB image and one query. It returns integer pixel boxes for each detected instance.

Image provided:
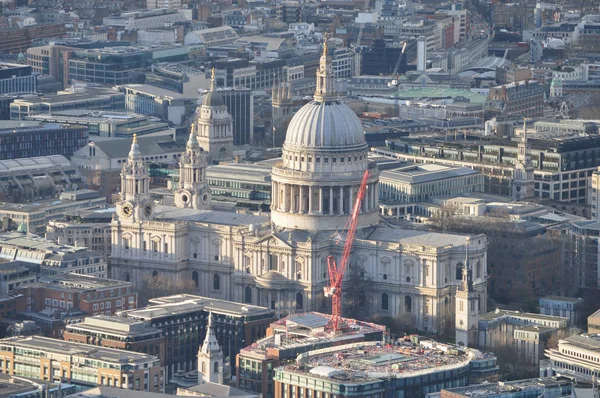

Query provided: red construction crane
[324,169,370,331]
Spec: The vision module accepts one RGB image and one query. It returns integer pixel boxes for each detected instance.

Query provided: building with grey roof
[543,333,600,381]
[440,377,574,398]
[379,163,484,204]
[0,336,163,392]
[0,155,84,203]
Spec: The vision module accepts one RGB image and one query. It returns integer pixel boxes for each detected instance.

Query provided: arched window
[358,290,366,308]
[213,273,220,291]
[381,292,389,311]
[456,263,463,280]
[476,260,482,279]
[123,272,130,282]
[152,270,159,278]
[296,292,303,310]
[405,295,412,313]
[201,363,205,373]
[244,286,252,304]
[213,361,219,373]
[192,271,199,288]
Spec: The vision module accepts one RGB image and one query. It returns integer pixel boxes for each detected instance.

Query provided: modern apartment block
[0,336,163,392]
[0,122,87,160]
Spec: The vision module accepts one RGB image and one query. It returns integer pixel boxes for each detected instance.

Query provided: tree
[343,262,372,319]
[137,274,197,305]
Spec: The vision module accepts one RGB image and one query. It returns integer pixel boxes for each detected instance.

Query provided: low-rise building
[14,274,136,316]
[0,63,37,95]
[119,294,276,381]
[0,155,84,203]
[478,309,571,365]
[0,262,36,296]
[440,377,575,398]
[0,121,87,160]
[0,232,108,278]
[46,208,114,255]
[10,88,125,120]
[121,84,196,126]
[183,26,239,47]
[379,163,484,204]
[103,9,187,31]
[0,190,106,234]
[587,308,600,333]
[544,334,600,380]
[237,312,385,398]
[275,340,499,398]
[64,316,164,364]
[484,81,545,120]
[25,111,171,138]
[0,336,163,392]
[539,296,585,326]
[0,374,76,397]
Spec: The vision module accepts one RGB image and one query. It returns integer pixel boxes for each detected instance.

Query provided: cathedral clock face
[120,202,133,218]
[143,202,154,218]
[201,191,210,205]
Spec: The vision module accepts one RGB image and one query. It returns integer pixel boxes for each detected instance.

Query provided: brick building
[14,274,137,317]
[484,80,545,120]
[0,24,66,54]
[63,315,165,366]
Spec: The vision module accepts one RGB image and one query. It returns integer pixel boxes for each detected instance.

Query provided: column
[283,184,289,211]
[375,183,379,207]
[329,187,333,215]
[339,186,344,215]
[299,185,304,213]
[349,186,354,212]
[273,181,278,210]
[308,186,313,214]
[318,187,323,214]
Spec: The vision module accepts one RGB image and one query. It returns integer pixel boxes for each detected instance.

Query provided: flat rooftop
[562,334,600,350]
[241,312,385,359]
[479,309,569,323]
[380,163,479,184]
[122,294,273,320]
[442,377,573,397]
[282,340,472,382]
[0,336,156,364]
[66,315,161,338]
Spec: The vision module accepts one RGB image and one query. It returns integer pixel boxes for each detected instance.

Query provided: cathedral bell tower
[455,237,479,347]
[192,68,234,163]
[117,134,154,222]
[513,118,535,201]
[175,131,211,209]
[198,312,224,385]
[271,74,293,147]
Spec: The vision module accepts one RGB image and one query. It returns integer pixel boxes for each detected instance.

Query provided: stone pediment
[253,233,293,248]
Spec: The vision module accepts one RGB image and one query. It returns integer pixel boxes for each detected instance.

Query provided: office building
[46,208,113,255]
[0,262,36,296]
[484,81,545,120]
[217,87,254,146]
[14,274,136,316]
[544,334,600,380]
[539,296,585,326]
[440,377,574,398]
[0,336,163,392]
[26,111,171,138]
[119,294,276,381]
[0,232,107,277]
[206,162,272,211]
[591,167,600,219]
[274,340,499,398]
[0,374,76,398]
[122,84,195,125]
[379,163,484,204]
[373,133,600,204]
[0,155,83,203]
[477,309,571,365]
[0,121,87,160]
[103,9,187,31]
[64,316,164,364]
[237,312,385,398]
[0,64,37,95]
[183,26,239,47]
[67,46,189,86]
[10,88,125,120]
[0,23,66,54]
[0,190,106,234]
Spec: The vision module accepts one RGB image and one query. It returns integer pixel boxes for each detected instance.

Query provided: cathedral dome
[202,90,224,107]
[283,100,367,151]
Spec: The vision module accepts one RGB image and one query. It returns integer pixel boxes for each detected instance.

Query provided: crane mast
[324,169,370,331]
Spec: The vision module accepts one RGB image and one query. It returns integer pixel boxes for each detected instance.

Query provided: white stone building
[110,41,488,333]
